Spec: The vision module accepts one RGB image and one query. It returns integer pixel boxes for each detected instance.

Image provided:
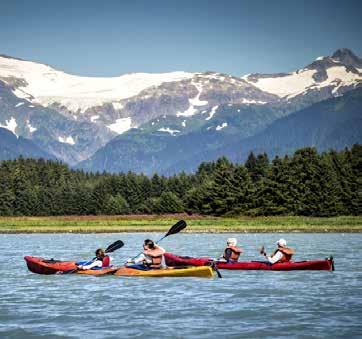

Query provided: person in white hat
[219,238,243,262]
[260,238,295,264]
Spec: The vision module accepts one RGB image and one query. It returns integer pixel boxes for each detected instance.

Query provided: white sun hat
[276,238,287,247]
[227,238,237,246]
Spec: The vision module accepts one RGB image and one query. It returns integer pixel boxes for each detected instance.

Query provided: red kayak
[24,256,77,274]
[24,256,118,275]
[164,253,334,271]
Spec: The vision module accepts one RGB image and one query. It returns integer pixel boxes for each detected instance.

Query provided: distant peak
[332,48,356,58]
[331,48,362,67]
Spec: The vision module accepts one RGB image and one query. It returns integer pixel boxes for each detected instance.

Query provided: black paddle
[104,240,125,254]
[210,260,223,278]
[126,220,187,264]
[63,239,124,274]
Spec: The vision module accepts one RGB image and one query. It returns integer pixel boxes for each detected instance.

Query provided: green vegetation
[0,145,360,219]
[0,215,361,233]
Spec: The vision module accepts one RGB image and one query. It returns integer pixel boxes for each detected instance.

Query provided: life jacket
[223,246,242,262]
[145,252,163,269]
[102,255,111,267]
[272,247,294,263]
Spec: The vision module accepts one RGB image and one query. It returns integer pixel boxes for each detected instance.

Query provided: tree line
[0,145,360,217]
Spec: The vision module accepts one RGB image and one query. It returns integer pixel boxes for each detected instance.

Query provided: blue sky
[0,0,361,77]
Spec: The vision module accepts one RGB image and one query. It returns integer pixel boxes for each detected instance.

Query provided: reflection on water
[1,233,362,338]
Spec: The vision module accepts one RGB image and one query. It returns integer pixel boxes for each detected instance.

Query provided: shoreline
[0,215,361,234]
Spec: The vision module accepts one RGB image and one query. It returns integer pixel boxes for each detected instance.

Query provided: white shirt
[82,256,113,270]
[266,251,283,264]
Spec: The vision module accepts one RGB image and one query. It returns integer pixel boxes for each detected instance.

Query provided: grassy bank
[0,215,361,233]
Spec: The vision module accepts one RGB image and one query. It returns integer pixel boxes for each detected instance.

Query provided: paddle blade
[164,220,187,238]
[105,240,124,253]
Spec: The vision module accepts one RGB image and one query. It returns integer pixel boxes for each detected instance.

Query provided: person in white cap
[260,239,295,264]
[219,238,243,262]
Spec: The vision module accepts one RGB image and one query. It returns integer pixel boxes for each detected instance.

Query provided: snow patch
[182,120,186,127]
[248,69,317,97]
[15,102,24,107]
[27,120,37,133]
[246,65,362,98]
[0,56,194,113]
[316,66,362,95]
[242,98,266,104]
[107,117,132,134]
[176,105,198,117]
[158,127,180,136]
[112,102,124,110]
[0,117,17,136]
[58,135,75,145]
[189,81,208,106]
[177,81,208,117]
[315,56,324,61]
[216,122,228,131]
[90,115,100,122]
[205,105,219,121]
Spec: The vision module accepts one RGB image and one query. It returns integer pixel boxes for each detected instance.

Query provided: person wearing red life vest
[129,239,166,269]
[220,238,243,262]
[260,239,295,264]
[77,248,112,270]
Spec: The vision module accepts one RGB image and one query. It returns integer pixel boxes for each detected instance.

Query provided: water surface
[1,233,361,338]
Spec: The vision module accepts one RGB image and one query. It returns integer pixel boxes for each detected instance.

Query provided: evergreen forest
[0,145,360,217]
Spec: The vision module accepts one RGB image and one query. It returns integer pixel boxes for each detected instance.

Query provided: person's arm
[82,260,103,270]
[133,253,147,264]
[156,245,166,254]
[266,251,283,264]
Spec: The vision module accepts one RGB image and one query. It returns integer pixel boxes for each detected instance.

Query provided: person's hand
[127,260,134,264]
[77,265,83,270]
[259,246,266,256]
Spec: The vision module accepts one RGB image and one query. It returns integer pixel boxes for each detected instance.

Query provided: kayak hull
[114,266,214,278]
[164,253,334,271]
[75,268,118,276]
[24,256,118,275]
[24,256,77,275]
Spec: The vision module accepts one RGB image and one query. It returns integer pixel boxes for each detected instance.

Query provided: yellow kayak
[114,266,214,278]
[75,267,119,276]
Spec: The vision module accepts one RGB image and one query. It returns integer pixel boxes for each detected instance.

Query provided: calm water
[1,233,361,338]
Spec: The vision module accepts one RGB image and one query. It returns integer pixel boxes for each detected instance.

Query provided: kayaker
[219,238,243,262]
[128,239,166,269]
[77,248,112,270]
[260,239,295,264]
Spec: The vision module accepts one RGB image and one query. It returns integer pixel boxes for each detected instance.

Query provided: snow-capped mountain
[243,48,362,100]
[0,48,361,170]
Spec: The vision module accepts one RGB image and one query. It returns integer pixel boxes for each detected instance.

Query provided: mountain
[80,87,362,174]
[0,127,54,161]
[0,80,113,164]
[232,86,362,161]
[243,48,362,111]
[1,48,361,171]
[188,86,362,168]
